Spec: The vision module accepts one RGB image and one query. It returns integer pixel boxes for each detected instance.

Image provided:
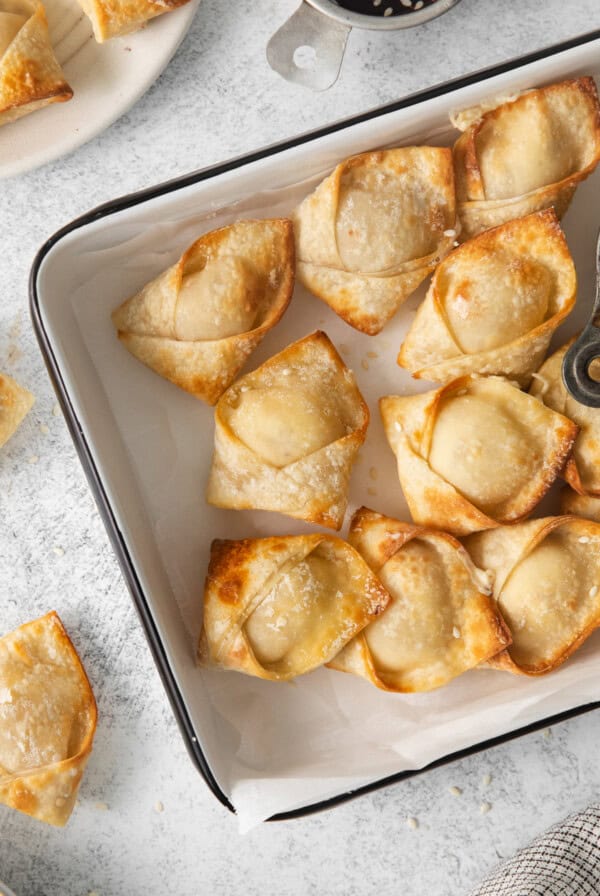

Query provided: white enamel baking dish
[31,29,600,826]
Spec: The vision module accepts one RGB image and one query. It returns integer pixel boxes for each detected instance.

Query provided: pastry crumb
[94,801,109,811]
[406,816,419,829]
[543,728,552,739]
[481,773,492,787]
[449,785,462,797]
[367,351,379,360]
[52,403,61,417]
[369,466,378,481]
[52,546,65,556]
[39,423,50,435]
[367,487,378,497]
[28,455,39,464]
[480,802,492,814]
[361,359,369,371]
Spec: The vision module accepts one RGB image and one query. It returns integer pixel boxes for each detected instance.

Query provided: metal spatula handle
[563,227,600,407]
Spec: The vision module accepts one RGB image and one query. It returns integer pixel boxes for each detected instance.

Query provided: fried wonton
[0,612,97,826]
[293,147,457,335]
[0,371,34,448]
[465,517,600,675]
[560,488,600,521]
[398,210,576,386]
[452,77,600,240]
[380,375,578,537]
[0,0,72,126]
[206,331,369,529]
[530,337,600,496]
[112,219,295,405]
[327,507,510,691]
[198,534,390,681]
[76,0,191,41]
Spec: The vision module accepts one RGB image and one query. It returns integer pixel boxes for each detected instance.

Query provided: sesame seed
[449,786,462,797]
[443,229,456,237]
[452,626,461,639]
[361,359,369,371]
[52,403,61,417]
[369,467,378,481]
[367,487,378,497]
[590,585,599,598]
[480,802,491,814]
[339,343,350,354]
[28,455,38,464]
[39,423,49,435]
[384,6,393,14]
[579,536,591,544]
[154,801,164,813]
[414,0,424,7]
[543,728,552,739]
[94,801,109,811]
[481,773,492,786]
[367,351,379,359]
[406,817,419,829]
[52,546,65,556]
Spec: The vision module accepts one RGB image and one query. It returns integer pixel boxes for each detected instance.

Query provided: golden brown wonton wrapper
[398,210,576,386]
[76,0,190,41]
[112,219,295,405]
[0,0,72,126]
[465,517,600,675]
[560,488,600,521]
[530,338,600,496]
[198,534,390,681]
[452,77,600,240]
[206,331,369,530]
[0,371,34,448]
[327,508,510,692]
[293,147,457,335]
[380,375,578,537]
[0,612,97,826]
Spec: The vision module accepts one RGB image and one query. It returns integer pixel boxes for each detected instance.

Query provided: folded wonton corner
[0,0,72,127]
[0,371,34,448]
[452,77,600,240]
[465,517,600,675]
[293,147,457,335]
[560,488,600,522]
[530,337,600,497]
[112,218,295,405]
[380,375,578,537]
[398,210,576,386]
[207,330,369,530]
[0,612,97,826]
[76,0,191,41]
[327,507,510,692]
[198,534,390,681]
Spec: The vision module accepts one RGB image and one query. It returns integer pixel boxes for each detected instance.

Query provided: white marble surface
[2,1,600,894]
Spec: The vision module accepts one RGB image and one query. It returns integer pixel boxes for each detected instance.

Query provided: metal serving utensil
[266,0,463,91]
[563,226,600,408]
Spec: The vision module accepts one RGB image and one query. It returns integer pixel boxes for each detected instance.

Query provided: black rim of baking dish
[30,26,600,821]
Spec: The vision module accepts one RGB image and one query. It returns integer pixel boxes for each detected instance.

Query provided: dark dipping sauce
[335,0,440,15]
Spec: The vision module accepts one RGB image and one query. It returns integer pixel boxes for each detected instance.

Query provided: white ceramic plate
[0,0,200,179]
[31,32,600,827]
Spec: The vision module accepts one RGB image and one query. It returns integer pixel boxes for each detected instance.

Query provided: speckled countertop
[2,2,600,894]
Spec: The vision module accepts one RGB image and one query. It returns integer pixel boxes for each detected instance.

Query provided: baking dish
[30,29,600,826]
